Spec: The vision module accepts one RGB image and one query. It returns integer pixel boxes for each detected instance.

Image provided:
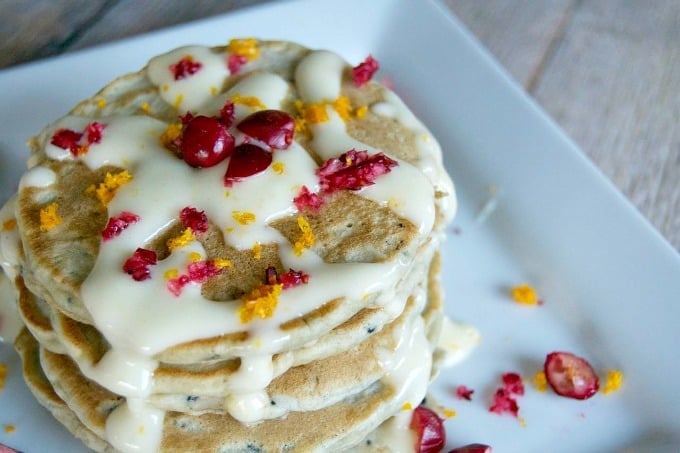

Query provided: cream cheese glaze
[5,42,459,451]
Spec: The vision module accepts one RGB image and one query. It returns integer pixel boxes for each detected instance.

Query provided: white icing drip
[81,349,157,399]
[0,197,21,278]
[372,92,457,222]
[147,46,228,112]
[229,355,274,394]
[201,72,291,120]
[378,316,432,409]
[105,399,165,453]
[225,390,271,424]
[435,316,480,368]
[19,166,56,189]
[294,50,345,101]
[0,270,22,343]
[0,196,23,343]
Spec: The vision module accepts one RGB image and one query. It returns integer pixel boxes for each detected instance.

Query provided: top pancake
[10,40,454,363]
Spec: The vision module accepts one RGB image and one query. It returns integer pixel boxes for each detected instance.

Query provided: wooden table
[1,0,677,250]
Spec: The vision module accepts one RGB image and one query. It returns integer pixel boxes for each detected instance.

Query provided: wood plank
[445,0,575,87]
[0,0,111,68]
[449,0,679,249]
[68,0,275,52]
[529,0,680,248]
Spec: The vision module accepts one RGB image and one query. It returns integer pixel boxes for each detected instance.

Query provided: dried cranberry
[168,260,223,296]
[293,186,324,212]
[180,115,234,168]
[170,56,202,80]
[227,54,247,74]
[102,212,140,241]
[448,444,493,453]
[410,405,445,453]
[352,55,380,87]
[455,385,474,401]
[489,388,519,417]
[86,122,106,144]
[317,150,398,192]
[123,248,157,281]
[279,269,309,289]
[51,128,83,155]
[237,110,295,149]
[544,351,600,400]
[501,372,525,396]
[224,144,273,186]
[265,266,279,285]
[219,100,235,128]
[179,207,209,233]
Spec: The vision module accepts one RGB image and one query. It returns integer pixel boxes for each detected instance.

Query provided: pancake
[2,38,456,451]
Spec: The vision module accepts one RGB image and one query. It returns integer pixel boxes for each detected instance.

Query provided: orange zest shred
[333,96,353,121]
[442,409,457,419]
[232,210,256,225]
[227,38,260,61]
[140,102,152,114]
[39,203,62,231]
[161,122,183,147]
[238,283,282,323]
[355,105,368,119]
[602,370,624,395]
[401,402,413,411]
[164,269,179,280]
[213,258,233,269]
[167,227,196,251]
[252,242,262,259]
[96,97,107,108]
[231,93,265,110]
[511,283,540,305]
[4,425,15,434]
[0,363,7,391]
[272,162,285,174]
[188,252,203,263]
[2,218,16,231]
[294,215,315,256]
[86,170,133,206]
[303,102,329,124]
[519,417,528,428]
[294,97,367,135]
[173,94,184,109]
[533,370,548,392]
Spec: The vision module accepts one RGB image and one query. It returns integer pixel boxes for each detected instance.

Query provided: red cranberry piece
[102,211,140,241]
[179,207,209,233]
[123,248,157,281]
[224,144,272,186]
[449,444,493,453]
[501,372,525,396]
[180,115,234,168]
[544,351,600,400]
[489,389,519,417]
[410,405,445,453]
[352,55,380,87]
[51,128,83,154]
[455,385,474,401]
[317,149,398,192]
[279,269,309,289]
[219,100,235,128]
[236,109,295,149]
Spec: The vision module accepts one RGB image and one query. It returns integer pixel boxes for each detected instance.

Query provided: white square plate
[1,0,679,451]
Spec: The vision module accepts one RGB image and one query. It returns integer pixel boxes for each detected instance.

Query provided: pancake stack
[0,40,456,451]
